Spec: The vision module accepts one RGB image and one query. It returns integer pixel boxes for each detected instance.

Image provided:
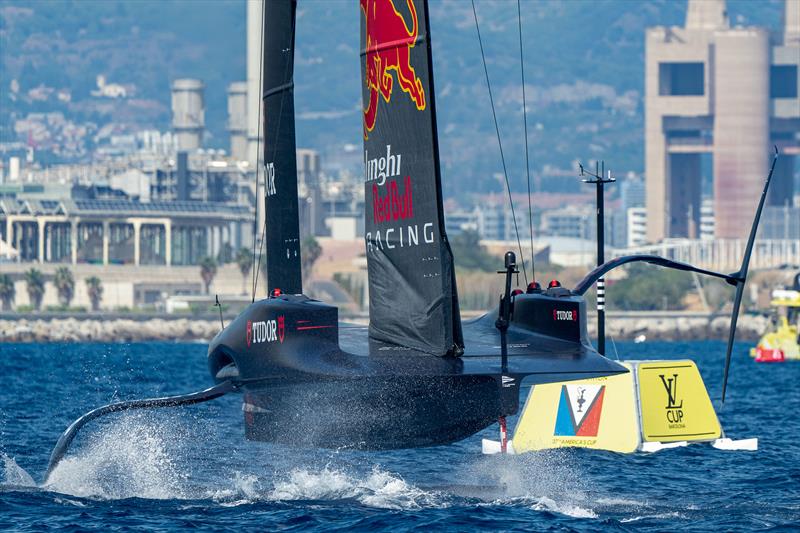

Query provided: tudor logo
[553,309,578,321]
[246,316,285,347]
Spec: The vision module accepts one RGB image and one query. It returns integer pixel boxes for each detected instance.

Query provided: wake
[0,418,640,520]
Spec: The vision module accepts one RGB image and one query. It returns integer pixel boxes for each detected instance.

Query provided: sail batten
[360,0,463,356]
[262,0,302,295]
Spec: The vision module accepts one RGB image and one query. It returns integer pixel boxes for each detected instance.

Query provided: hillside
[0,0,784,197]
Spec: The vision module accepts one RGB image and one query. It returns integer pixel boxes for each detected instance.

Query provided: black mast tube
[581,161,614,355]
[262,0,302,295]
[597,161,605,356]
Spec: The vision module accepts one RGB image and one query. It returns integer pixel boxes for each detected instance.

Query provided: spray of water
[269,466,443,510]
[1,453,36,487]
[460,449,600,518]
[44,413,189,500]
[3,413,651,520]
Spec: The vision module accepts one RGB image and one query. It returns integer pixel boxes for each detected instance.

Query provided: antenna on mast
[580,160,615,356]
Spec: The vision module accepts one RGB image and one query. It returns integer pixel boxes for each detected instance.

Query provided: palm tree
[0,274,15,311]
[85,276,103,312]
[199,256,218,295]
[235,247,252,295]
[54,266,75,308]
[217,242,233,265]
[24,268,45,311]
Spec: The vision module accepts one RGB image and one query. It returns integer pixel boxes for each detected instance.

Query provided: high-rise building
[627,207,648,247]
[645,0,799,242]
[297,148,324,237]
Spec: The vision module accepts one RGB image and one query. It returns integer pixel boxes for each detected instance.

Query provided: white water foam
[1,453,36,487]
[464,450,599,519]
[531,496,598,519]
[206,472,264,506]
[620,511,685,523]
[269,466,443,510]
[44,414,189,500]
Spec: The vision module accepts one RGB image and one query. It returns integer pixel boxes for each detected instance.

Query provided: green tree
[0,274,15,311]
[301,236,322,282]
[85,276,103,312]
[449,230,499,272]
[217,242,233,264]
[199,256,218,295]
[24,268,45,311]
[235,247,252,295]
[54,267,75,307]
[606,264,694,311]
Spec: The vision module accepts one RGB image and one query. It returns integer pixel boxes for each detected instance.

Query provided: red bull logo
[361,0,426,139]
[373,176,414,223]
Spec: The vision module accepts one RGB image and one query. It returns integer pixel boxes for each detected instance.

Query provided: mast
[360,0,462,356]
[262,0,302,295]
[581,161,615,356]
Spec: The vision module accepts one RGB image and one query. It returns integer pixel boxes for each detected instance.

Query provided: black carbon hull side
[241,374,504,449]
[208,293,627,450]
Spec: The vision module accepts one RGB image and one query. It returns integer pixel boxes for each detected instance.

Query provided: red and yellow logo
[361,0,426,139]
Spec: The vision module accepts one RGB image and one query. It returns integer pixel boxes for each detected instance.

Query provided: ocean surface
[0,340,797,531]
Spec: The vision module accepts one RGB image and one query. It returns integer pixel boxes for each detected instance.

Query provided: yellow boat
[751,273,800,363]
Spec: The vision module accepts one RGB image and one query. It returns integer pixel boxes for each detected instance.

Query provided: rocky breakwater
[0,317,221,343]
[0,312,770,343]
[588,312,769,342]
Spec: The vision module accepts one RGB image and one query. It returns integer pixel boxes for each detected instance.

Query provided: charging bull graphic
[361,0,426,138]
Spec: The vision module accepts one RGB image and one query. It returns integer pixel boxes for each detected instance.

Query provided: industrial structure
[645,0,799,241]
[171,79,205,152]
[246,0,264,167]
[227,82,248,162]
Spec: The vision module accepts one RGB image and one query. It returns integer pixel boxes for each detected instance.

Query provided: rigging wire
[250,2,266,302]
[471,0,528,285]
[517,0,536,284]
[253,5,297,299]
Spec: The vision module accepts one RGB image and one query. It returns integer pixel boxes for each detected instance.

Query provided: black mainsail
[360,0,463,356]
[263,0,302,295]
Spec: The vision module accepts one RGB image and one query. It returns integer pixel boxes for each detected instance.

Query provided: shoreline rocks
[0,313,769,344]
[0,317,221,343]
[587,313,767,342]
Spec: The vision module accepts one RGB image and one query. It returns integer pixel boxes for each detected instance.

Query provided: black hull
[242,374,504,449]
[208,292,627,450]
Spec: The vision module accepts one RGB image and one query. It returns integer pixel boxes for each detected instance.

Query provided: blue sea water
[0,340,797,531]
